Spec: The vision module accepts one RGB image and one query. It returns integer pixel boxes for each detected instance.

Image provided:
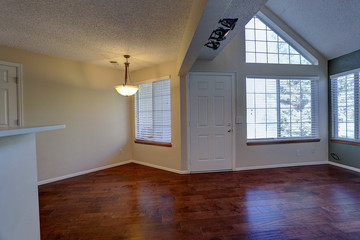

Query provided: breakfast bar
[0,125,65,240]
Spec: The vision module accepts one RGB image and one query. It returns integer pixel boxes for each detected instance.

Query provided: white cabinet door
[0,64,19,127]
[189,73,233,172]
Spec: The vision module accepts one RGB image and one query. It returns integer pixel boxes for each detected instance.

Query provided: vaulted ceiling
[266,0,360,60]
[1,0,359,72]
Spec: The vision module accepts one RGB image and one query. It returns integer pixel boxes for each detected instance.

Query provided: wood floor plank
[39,163,360,240]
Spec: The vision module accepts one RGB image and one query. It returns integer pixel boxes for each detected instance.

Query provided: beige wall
[0,45,132,181]
[190,31,328,169]
[0,17,328,180]
[130,61,182,171]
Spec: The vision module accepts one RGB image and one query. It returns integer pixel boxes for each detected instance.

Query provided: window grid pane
[246,77,318,140]
[245,16,312,65]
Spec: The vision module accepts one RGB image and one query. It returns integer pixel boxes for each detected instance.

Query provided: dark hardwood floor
[39,163,360,240]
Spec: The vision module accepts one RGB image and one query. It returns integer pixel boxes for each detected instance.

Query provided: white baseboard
[328,161,360,173]
[131,160,189,174]
[39,160,337,185]
[37,160,132,185]
[235,161,328,171]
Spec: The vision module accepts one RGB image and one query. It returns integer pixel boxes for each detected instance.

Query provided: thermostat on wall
[236,116,243,124]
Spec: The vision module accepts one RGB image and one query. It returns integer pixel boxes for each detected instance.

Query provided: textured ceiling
[0,0,193,70]
[266,0,360,60]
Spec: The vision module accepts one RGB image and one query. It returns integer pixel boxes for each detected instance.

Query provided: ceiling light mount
[204,18,238,50]
[205,40,220,50]
[219,18,238,30]
[209,27,231,41]
[113,55,139,97]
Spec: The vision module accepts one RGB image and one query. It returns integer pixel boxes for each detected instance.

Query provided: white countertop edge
[0,125,66,137]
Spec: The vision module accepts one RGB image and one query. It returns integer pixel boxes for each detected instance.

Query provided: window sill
[331,139,360,147]
[247,138,320,146]
[134,140,172,147]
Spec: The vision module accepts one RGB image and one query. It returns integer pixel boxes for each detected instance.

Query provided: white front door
[0,63,20,127]
[189,72,233,172]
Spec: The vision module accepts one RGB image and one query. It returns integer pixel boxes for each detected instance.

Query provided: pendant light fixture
[114,55,139,96]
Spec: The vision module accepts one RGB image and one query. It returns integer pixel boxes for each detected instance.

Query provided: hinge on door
[15,77,18,84]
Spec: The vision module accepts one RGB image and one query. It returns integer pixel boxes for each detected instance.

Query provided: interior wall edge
[38,159,188,185]
[37,160,132,185]
[328,49,360,170]
[328,161,360,174]
[235,161,327,171]
[131,160,188,174]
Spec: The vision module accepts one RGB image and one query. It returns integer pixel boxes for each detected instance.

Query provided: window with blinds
[331,69,360,141]
[246,77,319,140]
[135,78,171,145]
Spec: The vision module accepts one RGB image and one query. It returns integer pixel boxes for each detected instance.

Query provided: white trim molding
[134,75,170,85]
[37,161,132,185]
[328,161,360,173]
[0,60,23,126]
[330,67,360,79]
[257,6,319,65]
[235,161,327,171]
[187,72,236,172]
[131,160,189,174]
[38,160,188,185]
[41,160,360,186]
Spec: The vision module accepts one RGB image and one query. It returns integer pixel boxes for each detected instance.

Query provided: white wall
[190,28,328,169]
[0,134,40,240]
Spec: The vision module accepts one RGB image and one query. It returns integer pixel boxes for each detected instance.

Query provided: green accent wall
[329,49,360,168]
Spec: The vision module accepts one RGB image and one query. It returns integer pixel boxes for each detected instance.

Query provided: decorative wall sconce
[204,18,238,50]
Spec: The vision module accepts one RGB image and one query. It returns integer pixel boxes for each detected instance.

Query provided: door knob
[227,129,232,132]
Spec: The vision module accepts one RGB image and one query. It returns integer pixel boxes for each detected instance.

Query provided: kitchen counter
[0,124,65,240]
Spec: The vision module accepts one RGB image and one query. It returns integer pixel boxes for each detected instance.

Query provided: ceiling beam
[198,0,268,60]
[176,0,231,76]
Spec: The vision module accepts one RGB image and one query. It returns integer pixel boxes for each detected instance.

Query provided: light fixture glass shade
[115,85,139,96]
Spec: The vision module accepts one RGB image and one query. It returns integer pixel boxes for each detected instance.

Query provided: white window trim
[134,77,172,146]
[248,75,319,81]
[134,75,170,85]
[331,68,360,142]
[246,75,320,142]
[0,60,23,126]
[256,7,319,65]
[330,68,360,79]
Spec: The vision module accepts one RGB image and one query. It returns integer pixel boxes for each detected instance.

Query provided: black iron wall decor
[205,18,238,50]
[204,41,220,50]
[219,18,238,30]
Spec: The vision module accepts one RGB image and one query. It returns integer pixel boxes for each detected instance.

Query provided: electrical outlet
[297,149,300,157]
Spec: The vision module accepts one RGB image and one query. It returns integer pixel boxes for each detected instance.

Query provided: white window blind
[331,69,360,140]
[135,79,171,143]
[246,77,319,140]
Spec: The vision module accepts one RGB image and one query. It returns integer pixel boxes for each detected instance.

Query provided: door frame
[0,61,23,126]
[187,71,236,173]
